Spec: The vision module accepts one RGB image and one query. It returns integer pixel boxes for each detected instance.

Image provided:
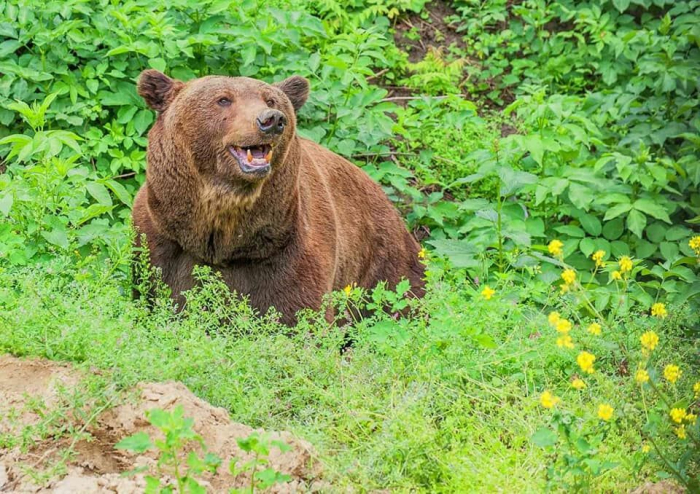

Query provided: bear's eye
[265,99,275,107]
[217,97,232,107]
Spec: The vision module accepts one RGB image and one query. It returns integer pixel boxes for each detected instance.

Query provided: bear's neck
[149,136,302,266]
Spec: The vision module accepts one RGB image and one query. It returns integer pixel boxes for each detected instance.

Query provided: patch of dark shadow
[393,0,467,64]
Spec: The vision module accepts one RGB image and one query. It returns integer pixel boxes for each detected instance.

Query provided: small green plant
[229,432,292,494]
[115,406,292,493]
[115,405,222,494]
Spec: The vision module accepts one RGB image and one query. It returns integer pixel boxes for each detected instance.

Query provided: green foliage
[1,0,700,491]
[230,433,292,493]
[116,405,223,493]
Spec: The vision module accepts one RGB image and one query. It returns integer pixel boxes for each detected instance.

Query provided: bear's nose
[256,109,286,135]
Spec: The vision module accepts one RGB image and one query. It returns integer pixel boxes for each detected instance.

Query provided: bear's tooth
[246,149,253,162]
[265,151,272,162]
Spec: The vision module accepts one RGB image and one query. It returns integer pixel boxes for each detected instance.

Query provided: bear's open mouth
[228,144,272,174]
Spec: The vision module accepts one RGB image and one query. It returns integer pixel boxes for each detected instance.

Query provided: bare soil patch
[0,355,322,493]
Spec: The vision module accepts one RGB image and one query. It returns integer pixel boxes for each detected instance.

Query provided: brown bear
[132,69,424,325]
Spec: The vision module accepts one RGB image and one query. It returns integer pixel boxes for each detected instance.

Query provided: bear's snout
[256,109,286,136]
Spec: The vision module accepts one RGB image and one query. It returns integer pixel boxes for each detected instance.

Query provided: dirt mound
[0,355,322,492]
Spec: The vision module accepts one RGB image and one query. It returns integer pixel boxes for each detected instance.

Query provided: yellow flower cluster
[670,408,687,423]
[690,235,700,255]
[587,322,601,336]
[650,302,667,318]
[418,247,427,259]
[548,239,564,257]
[548,312,575,348]
[694,381,700,398]
[663,364,681,384]
[540,390,560,409]
[597,404,614,421]
[619,256,633,273]
[548,311,560,325]
[676,425,686,439]
[635,369,649,384]
[556,319,572,333]
[640,331,659,352]
[561,269,576,286]
[557,335,574,349]
[577,351,596,374]
[571,378,586,390]
[481,285,495,300]
[592,250,606,268]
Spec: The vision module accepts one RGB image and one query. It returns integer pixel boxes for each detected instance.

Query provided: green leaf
[612,0,630,12]
[428,239,480,268]
[41,228,69,250]
[633,199,671,224]
[531,427,557,448]
[498,167,537,196]
[0,194,13,216]
[665,226,689,241]
[148,57,167,72]
[579,214,602,236]
[86,182,113,206]
[603,202,632,221]
[602,218,624,240]
[626,209,646,238]
[105,180,132,206]
[660,242,679,262]
[635,240,657,259]
[580,237,595,257]
[133,109,154,136]
[115,432,154,453]
[646,222,666,243]
[554,225,585,238]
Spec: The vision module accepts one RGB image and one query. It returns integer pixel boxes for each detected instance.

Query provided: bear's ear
[137,70,183,112]
[275,76,309,112]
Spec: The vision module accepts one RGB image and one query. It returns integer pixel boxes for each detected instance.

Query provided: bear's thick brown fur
[132,69,424,325]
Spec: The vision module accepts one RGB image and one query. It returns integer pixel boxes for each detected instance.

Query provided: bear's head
[137,70,309,188]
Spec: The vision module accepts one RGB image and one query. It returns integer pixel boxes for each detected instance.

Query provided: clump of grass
[1,257,696,491]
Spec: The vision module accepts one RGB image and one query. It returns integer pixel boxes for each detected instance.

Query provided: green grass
[2,259,696,491]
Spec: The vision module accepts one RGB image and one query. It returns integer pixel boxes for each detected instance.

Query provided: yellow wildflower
[641,444,651,454]
[343,284,353,296]
[694,381,700,398]
[690,235,700,255]
[540,390,560,409]
[650,303,667,318]
[598,404,614,421]
[640,331,659,352]
[670,408,687,424]
[663,364,681,384]
[571,378,586,390]
[556,319,572,333]
[619,255,633,273]
[561,269,576,285]
[676,425,686,439]
[418,247,427,259]
[577,351,596,374]
[612,270,622,280]
[556,334,574,349]
[587,322,601,336]
[481,285,495,300]
[548,311,560,326]
[635,369,649,384]
[686,413,697,426]
[592,250,606,268]
[548,239,564,257]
